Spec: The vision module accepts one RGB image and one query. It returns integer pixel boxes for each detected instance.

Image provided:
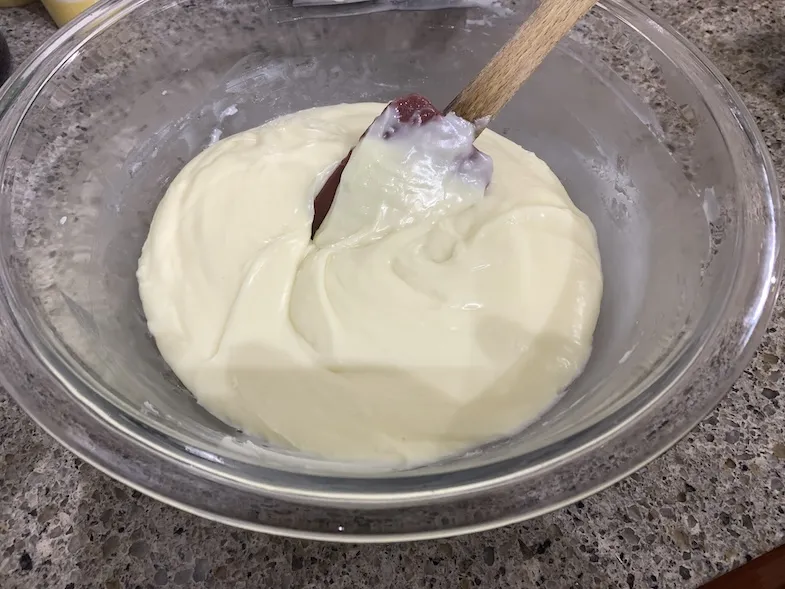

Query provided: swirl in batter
[137,103,602,464]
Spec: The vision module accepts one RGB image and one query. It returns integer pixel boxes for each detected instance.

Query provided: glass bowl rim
[0,0,781,540]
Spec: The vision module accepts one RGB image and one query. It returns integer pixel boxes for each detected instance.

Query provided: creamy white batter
[137,103,603,464]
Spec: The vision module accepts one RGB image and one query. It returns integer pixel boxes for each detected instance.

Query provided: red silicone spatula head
[310,94,442,238]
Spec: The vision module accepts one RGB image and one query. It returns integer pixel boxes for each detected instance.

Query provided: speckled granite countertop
[0,1,784,588]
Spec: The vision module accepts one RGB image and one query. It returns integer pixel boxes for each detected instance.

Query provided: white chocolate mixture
[137,103,603,464]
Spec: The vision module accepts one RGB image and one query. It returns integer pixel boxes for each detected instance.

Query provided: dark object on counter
[0,32,11,86]
[701,543,785,589]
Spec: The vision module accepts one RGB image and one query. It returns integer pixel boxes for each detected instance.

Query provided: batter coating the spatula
[137,102,603,464]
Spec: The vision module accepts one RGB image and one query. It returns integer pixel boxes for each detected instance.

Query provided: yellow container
[41,0,98,26]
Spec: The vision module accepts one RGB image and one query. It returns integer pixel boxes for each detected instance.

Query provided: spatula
[311,0,597,237]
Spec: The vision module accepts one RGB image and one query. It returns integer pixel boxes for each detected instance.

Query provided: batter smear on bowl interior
[137,102,603,464]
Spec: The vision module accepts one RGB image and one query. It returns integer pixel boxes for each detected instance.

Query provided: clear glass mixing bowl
[0,0,780,541]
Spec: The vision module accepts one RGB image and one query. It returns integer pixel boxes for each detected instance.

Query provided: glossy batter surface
[137,103,603,464]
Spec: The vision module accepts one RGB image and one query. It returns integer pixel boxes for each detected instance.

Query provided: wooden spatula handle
[446,0,597,124]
